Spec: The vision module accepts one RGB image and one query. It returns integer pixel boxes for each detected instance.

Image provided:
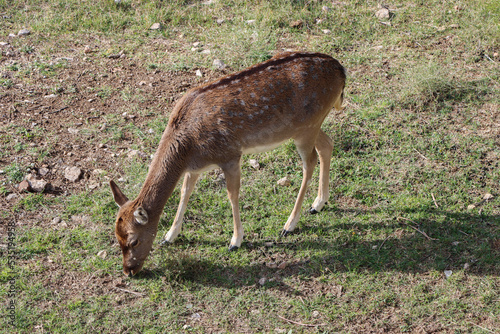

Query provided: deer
[110,52,346,277]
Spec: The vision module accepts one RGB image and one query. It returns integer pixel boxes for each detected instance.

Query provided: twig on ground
[278,315,326,327]
[115,287,145,297]
[397,217,438,241]
[414,148,428,160]
[431,193,439,208]
[377,235,390,254]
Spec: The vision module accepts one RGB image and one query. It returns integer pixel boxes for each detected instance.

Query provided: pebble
[195,69,203,77]
[216,18,225,25]
[213,59,226,70]
[277,176,291,186]
[249,159,260,169]
[39,167,50,176]
[376,8,391,19]
[6,193,18,201]
[150,23,161,30]
[18,28,30,36]
[52,217,62,224]
[97,250,107,259]
[30,179,48,193]
[65,166,83,182]
[258,277,267,286]
[68,128,80,134]
[127,150,147,159]
[18,179,31,192]
[312,310,320,318]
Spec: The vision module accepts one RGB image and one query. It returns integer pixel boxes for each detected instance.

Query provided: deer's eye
[130,239,139,248]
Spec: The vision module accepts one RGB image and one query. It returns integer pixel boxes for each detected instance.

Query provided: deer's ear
[110,180,129,207]
[133,207,149,225]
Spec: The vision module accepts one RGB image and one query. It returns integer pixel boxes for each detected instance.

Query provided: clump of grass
[4,163,25,183]
[399,63,488,112]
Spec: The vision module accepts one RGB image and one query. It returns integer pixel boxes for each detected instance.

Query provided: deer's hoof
[228,245,239,252]
[309,207,320,214]
[159,239,172,247]
[280,229,292,237]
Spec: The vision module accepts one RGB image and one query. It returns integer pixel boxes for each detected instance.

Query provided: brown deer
[110,52,346,276]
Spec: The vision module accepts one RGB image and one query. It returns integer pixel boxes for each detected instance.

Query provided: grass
[1,0,499,333]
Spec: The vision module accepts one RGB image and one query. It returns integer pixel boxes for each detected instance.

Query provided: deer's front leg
[161,172,200,244]
[220,160,243,251]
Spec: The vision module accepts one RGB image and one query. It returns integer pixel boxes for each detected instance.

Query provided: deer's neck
[136,129,190,222]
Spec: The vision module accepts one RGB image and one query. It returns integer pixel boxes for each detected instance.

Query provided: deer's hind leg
[310,130,333,214]
[281,135,319,235]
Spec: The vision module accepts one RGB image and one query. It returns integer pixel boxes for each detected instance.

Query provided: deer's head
[110,180,156,277]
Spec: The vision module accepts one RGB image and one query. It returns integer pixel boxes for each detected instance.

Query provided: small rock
[484,193,494,200]
[8,33,16,38]
[216,18,225,25]
[65,166,83,182]
[138,81,147,86]
[258,277,267,286]
[375,8,391,19]
[71,215,91,224]
[190,313,201,320]
[213,59,226,70]
[84,45,93,54]
[249,159,260,169]
[0,42,9,46]
[18,180,32,192]
[290,20,303,28]
[444,270,452,279]
[182,325,191,330]
[39,167,50,176]
[278,262,288,269]
[97,250,107,259]
[30,179,48,193]
[18,28,30,36]
[127,150,147,159]
[150,23,161,30]
[322,29,332,34]
[467,204,476,210]
[312,310,320,318]
[52,217,62,224]
[6,193,18,201]
[68,128,79,135]
[195,69,203,77]
[277,176,291,186]
[44,94,57,98]
[192,42,201,47]
[186,303,193,309]
[201,49,211,54]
